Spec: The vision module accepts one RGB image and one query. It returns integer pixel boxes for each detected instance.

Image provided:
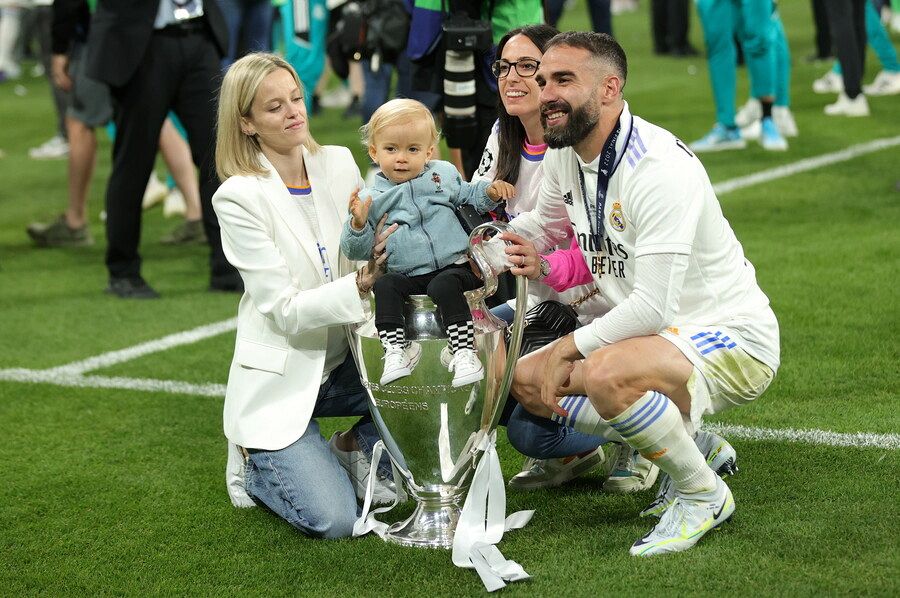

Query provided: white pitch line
[713,135,900,195]
[1,365,897,451]
[705,422,900,451]
[0,368,226,398]
[46,318,237,376]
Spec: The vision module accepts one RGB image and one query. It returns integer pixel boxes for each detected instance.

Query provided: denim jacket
[340,160,495,276]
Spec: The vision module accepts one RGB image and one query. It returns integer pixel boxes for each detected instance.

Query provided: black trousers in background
[650,0,691,54]
[811,0,832,59]
[104,22,234,281]
[823,0,867,98]
[373,264,482,331]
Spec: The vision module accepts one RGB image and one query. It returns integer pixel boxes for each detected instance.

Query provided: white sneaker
[319,85,353,109]
[739,119,761,141]
[824,92,870,117]
[602,444,660,494]
[759,117,788,151]
[892,13,900,34]
[772,106,799,137]
[142,172,168,209]
[630,476,735,556]
[812,70,843,94]
[640,430,738,518]
[28,135,69,160]
[448,347,484,387]
[162,188,187,218]
[380,341,422,385]
[735,98,762,129]
[863,70,900,96]
[508,447,606,491]
[690,124,746,153]
[328,433,404,506]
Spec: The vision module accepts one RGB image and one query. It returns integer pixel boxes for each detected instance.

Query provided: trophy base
[385,499,463,549]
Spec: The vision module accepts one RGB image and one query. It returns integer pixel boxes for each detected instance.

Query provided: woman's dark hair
[493,24,559,186]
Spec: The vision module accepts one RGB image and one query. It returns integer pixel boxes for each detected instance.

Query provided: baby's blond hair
[361,98,440,148]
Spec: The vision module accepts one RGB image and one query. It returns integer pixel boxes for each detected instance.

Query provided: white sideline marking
[0,368,226,397]
[705,423,900,451]
[46,318,237,376]
[713,136,900,195]
[1,365,896,451]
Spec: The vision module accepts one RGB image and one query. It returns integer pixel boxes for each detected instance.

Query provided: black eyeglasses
[491,58,540,79]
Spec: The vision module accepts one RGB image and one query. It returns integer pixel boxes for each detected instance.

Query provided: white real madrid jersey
[511,102,780,370]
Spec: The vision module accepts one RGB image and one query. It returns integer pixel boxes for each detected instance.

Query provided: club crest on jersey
[609,201,626,232]
[432,172,443,192]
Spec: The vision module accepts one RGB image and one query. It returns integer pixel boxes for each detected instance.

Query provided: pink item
[541,230,593,292]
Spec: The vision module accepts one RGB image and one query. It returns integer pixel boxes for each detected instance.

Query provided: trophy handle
[467,221,529,421]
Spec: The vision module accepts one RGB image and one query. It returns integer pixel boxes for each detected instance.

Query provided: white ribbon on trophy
[353,434,534,592]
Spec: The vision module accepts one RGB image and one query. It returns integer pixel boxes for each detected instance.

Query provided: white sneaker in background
[319,85,353,109]
[824,92,870,116]
[812,70,843,94]
[863,70,900,96]
[735,98,762,129]
[380,341,422,385]
[740,119,761,141]
[508,447,607,491]
[630,476,735,557]
[162,188,187,218]
[760,117,788,151]
[892,13,900,34]
[602,444,659,493]
[772,106,799,137]
[448,347,484,387]
[142,172,168,209]
[28,135,69,160]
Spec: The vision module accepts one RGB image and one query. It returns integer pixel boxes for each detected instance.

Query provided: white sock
[551,395,626,443]
[607,391,716,495]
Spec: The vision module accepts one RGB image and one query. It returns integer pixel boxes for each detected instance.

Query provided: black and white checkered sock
[446,320,475,353]
[378,327,407,349]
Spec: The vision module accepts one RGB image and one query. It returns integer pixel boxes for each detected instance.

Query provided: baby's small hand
[487,180,516,202]
[348,188,372,230]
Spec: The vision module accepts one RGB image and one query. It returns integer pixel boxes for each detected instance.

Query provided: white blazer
[213,145,366,451]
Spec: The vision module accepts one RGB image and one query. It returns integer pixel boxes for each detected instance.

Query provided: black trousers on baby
[373,264,482,331]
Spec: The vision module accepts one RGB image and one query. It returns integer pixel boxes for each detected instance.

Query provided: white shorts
[659,325,776,427]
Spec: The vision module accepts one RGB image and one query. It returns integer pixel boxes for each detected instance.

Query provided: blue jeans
[218,0,274,69]
[243,353,387,539]
[488,304,604,459]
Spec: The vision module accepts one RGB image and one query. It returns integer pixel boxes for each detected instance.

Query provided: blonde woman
[214,53,397,538]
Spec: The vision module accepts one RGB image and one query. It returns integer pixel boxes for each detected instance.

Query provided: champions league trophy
[349,222,527,548]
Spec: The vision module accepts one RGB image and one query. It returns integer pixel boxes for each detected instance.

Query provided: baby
[340,99,514,387]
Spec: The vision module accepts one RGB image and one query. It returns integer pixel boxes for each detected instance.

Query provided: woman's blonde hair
[215,52,320,180]
[360,98,439,148]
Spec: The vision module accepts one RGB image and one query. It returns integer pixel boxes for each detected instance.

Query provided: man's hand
[500,231,541,280]
[540,334,584,418]
[348,188,372,231]
[486,180,515,201]
[51,54,72,92]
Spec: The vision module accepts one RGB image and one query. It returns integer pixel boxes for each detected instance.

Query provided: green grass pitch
[0,2,898,595]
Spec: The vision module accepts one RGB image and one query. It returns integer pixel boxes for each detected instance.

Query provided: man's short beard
[542,101,600,149]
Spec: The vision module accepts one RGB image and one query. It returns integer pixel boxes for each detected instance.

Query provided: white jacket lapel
[257,153,327,285]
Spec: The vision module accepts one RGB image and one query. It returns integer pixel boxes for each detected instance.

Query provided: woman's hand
[348,188,372,231]
[500,231,541,280]
[357,214,398,294]
[487,180,516,202]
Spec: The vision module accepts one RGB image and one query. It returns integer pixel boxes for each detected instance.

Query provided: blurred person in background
[84,0,241,298]
[812,0,900,106]
[690,0,790,152]
[216,0,273,69]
